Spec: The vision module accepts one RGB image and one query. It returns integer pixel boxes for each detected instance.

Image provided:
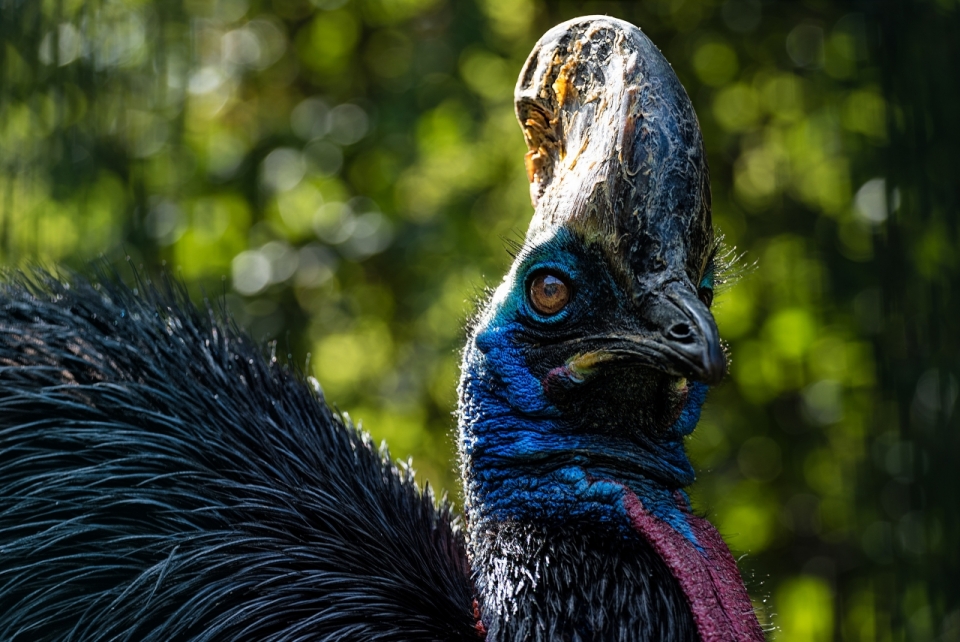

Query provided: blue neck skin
[458,292,709,548]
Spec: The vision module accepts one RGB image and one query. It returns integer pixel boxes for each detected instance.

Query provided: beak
[568,281,726,385]
[638,281,726,385]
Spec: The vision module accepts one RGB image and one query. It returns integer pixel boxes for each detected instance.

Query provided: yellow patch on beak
[566,351,615,382]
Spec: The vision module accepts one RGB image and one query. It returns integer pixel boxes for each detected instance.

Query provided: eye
[528,272,571,316]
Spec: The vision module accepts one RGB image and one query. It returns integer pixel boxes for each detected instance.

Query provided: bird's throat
[458,341,703,531]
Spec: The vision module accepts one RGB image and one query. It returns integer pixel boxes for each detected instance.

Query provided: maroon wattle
[623,490,766,642]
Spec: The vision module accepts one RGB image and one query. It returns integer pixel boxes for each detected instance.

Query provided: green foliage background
[1,0,957,639]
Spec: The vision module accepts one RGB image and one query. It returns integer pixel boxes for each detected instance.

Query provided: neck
[458,341,766,642]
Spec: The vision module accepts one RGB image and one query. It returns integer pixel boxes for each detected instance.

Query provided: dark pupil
[542,277,562,298]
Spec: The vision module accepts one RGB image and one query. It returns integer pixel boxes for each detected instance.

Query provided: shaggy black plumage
[0,272,477,641]
[472,523,697,642]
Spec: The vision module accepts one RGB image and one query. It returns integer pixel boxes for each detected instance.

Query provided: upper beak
[578,281,726,385]
[640,281,726,385]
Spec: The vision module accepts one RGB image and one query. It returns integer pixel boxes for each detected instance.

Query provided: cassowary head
[459,16,725,537]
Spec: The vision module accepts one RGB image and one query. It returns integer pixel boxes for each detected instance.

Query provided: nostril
[667,322,694,343]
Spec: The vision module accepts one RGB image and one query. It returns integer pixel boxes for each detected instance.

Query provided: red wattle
[622,489,765,641]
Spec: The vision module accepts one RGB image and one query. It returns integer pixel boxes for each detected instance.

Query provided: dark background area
[1,0,957,638]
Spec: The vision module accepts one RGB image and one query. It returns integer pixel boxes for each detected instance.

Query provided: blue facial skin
[459,228,715,548]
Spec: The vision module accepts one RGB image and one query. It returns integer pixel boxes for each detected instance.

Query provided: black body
[0,273,477,641]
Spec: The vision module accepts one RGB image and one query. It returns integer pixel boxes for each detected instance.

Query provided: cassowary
[0,16,765,642]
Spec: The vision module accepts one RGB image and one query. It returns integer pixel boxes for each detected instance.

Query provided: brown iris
[528,273,570,315]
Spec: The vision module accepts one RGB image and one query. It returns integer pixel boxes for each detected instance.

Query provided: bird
[0,16,765,642]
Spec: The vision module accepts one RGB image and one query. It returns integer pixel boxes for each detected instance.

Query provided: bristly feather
[501,232,526,259]
[707,232,752,295]
[0,269,478,641]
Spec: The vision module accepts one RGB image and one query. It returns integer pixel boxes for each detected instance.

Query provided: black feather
[0,270,478,641]
[472,523,698,642]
